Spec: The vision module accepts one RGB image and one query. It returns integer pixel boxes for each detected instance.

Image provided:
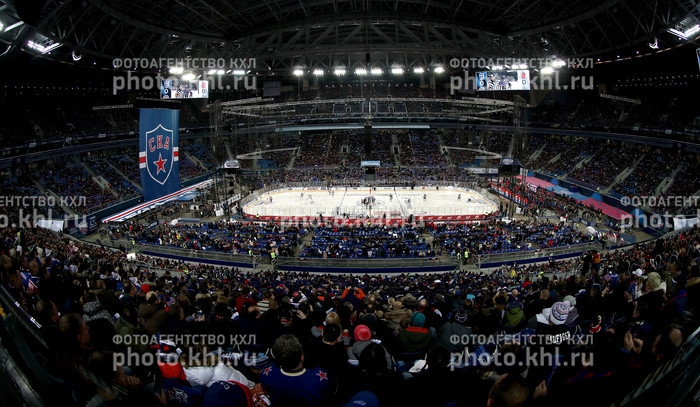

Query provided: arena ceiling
[0,0,699,75]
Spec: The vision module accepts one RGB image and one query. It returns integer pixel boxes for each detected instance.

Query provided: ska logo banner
[139,109,180,201]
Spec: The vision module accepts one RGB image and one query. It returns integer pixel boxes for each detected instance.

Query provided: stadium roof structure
[1,0,699,76]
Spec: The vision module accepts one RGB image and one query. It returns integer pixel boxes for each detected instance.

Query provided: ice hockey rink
[242,186,499,222]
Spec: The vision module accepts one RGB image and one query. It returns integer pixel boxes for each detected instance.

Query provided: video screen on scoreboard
[476,70,530,91]
[161,79,209,99]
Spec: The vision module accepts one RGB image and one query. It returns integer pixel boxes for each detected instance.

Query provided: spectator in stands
[137,291,168,335]
[0,223,698,407]
[57,312,94,363]
[36,298,62,349]
[342,286,365,312]
[303,322,351,377]
[409,345,485,406]
[85,350,158,407]
[487,372,535,407]
[260,334,336,407]
[5,268,31,313]
[343,342,408,407]
[179,341,254,389]
[200,380,253,407]
[504,297,526,333]
[384,300,412,330]
[347,324,392,369]
[392,311,435,356]
[257,289,273,314]
[436,307,472,353]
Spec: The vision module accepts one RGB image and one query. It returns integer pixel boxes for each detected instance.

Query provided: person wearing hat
[630,269,646,300]
[342,391,379,407]
[536,301,571,329]
[436,308,473,352]
[393,311,435,355]
[200,380,253,407]
[530,300,574,389]
[347,324,392,369]
[504,298,526,333]
[562,295,579,326]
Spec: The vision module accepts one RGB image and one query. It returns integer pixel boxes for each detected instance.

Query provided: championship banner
[139,109,180,201]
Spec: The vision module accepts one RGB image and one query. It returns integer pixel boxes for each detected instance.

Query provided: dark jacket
[137,302,168,335]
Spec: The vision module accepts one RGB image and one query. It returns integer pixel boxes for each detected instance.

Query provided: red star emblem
[262,367,272,376]
[317,371,328,381]
[153,154,167,174]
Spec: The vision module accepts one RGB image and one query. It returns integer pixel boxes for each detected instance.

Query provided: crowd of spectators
[112,154,143,190]
[617,147,675,199]
[449,148,480,169]
[179,156,210,181]
[544,138,597,177]
[293,132,342,167]
[407,131,447,167]
[4,116,700,231]
[655,159,700,215]
[255,167,366,187]
[36,164,119,213]
[429,218,595,256]
[0,174,67,224]
[483,131,512,156]
[180,142,219,171]
[109,210,605,263]
[136,220,305,258]
[565,143,635,190]
[300,224,437,259]
[1,221,698,407]
[492,180,582,219]
[525,136,571,171]
[88,160,140,201]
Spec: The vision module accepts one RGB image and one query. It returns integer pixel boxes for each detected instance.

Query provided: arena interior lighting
[391,67,404,75]
[181,73,196,81]
[667,17,700,40]
[313,68,324,76]
[169,66,184,75]
[413,67,425,74]
[27,40,62,54]
[293,69,304,76]
[433,66,445,74]
[355,67,367,75]
[370,67,383,75]
[232,69,246,75]
[333,68,347,76]
[3,21,23,32]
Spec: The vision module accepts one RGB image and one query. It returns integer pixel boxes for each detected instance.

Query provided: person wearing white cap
[530,300,573,390]
[534,300,573,344]
[631,269,645,300]
[562,295,578,325]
